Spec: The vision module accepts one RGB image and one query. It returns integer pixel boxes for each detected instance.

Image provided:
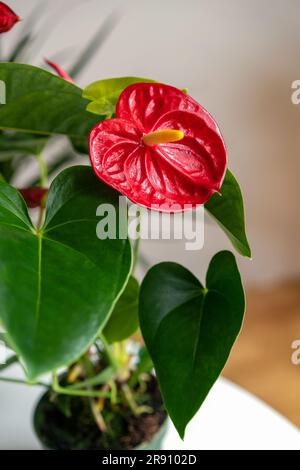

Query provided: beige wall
[6,0,300,285]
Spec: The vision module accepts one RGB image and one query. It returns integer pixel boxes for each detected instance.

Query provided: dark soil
[33,375,166,450]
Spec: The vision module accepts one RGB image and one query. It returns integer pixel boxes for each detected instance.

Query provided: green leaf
[0,160,14,181]
[0,63,100,138]
[103,276,139,344]
[0,132,48,160]
[139,251,245,439]
[86,99,115,117]
[205,170,251,258]
[83,77,155,116]
[0,166,132,380]
[70,136,89,155]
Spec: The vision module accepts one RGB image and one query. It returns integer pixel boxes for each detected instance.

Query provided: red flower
[45,59,74,84]
[20,187,47,209]
[0,2,20,33]
[89,83,227,211]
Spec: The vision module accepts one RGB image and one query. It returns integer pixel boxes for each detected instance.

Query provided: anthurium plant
[0,2,251,450]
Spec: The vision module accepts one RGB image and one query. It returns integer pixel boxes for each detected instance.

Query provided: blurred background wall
[4,0,300,287]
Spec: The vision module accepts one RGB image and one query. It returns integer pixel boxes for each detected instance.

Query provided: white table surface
[0,368,299,450]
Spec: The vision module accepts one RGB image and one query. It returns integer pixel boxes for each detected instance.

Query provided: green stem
[68,367,114,391]
[82,352,94,377]
[36,153,48,187]
[132,236,141,273]
[36,205,45,230]
[0,354,18,372]
[52,371,110,398]
[89,397,107,433]
[99,334,118,370]
[121,383,139,416]
[132,210,141,273]
[109,379,118,405]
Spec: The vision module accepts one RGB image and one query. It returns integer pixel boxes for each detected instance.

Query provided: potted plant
[0,2,251,450]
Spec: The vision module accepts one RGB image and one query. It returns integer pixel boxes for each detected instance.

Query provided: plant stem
[109,379,118,405]
[132,236,141,273]
[99,334,118,370]
[68,367,114,391]
[36,153,48,187]
[52,371,110,399]
[121,383,140,416]
[132,209,142,273]
[89,397,107,433]
[36,205,45,230]
[0,354,18,372]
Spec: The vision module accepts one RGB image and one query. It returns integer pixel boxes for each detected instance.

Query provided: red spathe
[45,59,74,84]
[0,2,19,33]
[89,83,227,212]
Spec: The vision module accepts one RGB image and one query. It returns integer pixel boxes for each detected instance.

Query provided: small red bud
[45,59,75,84]
[20,187,48,209]
[0,2,20,34]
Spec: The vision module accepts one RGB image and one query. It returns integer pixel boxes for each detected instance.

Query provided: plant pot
[33,375,167,450]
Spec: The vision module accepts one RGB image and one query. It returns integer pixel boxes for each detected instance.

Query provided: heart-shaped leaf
[103,276,139,344]
[205,170,251,257]
[0,63,100,138]
[0,166,132,380]
[139,251,245,438]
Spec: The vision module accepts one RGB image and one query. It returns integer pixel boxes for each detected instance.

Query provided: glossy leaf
[139,251,245,438]
[83,77,155,116]
[0,63,100,138]
[0,166,132,380]
[205,169,251,257]
[0,159,13,180]
[103,276,139,344]
[70,136,89,155]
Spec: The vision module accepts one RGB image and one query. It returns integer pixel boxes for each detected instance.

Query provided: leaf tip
[174,421,186,441]
[241,243,252,259]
